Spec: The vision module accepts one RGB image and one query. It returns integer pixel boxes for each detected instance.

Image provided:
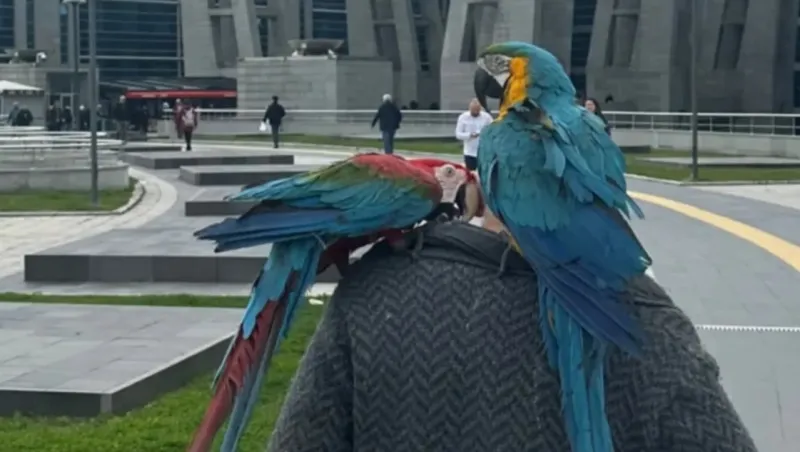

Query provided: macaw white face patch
[434,164,468,203]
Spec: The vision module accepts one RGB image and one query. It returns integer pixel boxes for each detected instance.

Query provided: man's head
[272,96,279,103]
[468,98,482,116]
[382,94,392,103]
[119,95,126,102]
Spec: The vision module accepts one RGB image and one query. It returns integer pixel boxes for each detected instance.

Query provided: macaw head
[408,158,484,221]
[474,41,576,117]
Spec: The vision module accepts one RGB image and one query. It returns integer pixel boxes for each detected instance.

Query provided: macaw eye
[483,54,510,75]
[444,166,455,177]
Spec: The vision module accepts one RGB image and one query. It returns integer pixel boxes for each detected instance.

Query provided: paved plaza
[0,142,798,449]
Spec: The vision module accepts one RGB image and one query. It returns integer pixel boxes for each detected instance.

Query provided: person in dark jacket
[262,96,286,148]
[78,105,90,131]
[585,97,611,135]
[45,103,61,131]
[371,94,402,154]
[62,106,73,130]
[13,106,33,126]
[113,95,129,142]
[267,212,756,452]
[6,102,19,125]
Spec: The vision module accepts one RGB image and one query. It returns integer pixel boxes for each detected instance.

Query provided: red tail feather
[187,300,287,452]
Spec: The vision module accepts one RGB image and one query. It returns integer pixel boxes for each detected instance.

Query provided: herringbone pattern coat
[267,222,757,452]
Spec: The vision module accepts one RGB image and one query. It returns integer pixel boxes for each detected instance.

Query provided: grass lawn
[0,183,136,212]
[199,134,800,182]
[0,293,324,452]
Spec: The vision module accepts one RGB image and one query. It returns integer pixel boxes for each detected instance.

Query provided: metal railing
[0,130,121,169]
[174,109,800,137]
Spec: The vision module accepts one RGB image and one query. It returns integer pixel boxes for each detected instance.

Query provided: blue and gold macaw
[473,41,652,451]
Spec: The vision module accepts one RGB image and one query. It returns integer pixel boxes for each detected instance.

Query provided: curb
[624,173,800,187]
[200,139,800,187]
[0,179,146,217]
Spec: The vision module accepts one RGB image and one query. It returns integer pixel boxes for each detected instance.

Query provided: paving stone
[0,302,240,417]
[640,156,800,168]
[120,150,294,169]
[178,163,320,186]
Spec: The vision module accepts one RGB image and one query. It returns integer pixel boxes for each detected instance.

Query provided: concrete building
[441,0,800,113]
[182,0,448,108]
[586,0,800,113]
[3,0,182,108]
[4,0,800,112]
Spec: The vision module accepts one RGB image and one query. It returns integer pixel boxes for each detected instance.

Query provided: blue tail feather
[221,238,323,452]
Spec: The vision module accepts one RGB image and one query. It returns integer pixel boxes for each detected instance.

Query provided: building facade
[441,0,800,113]
[3,0,800,112]
[181,0,447,107]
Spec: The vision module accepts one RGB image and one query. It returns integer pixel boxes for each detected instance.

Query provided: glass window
[0,0,13,49]
[570,31,591,68]
[76,1,180,59]
[415,25,429,71]
[795,26,800,62]
[25,0,34,49]
[570,73,586,95]
[572,0,597,28]
[411,0,422,17]
[258,17,269,56]
[312,10,347,40]
[81,57,180,79]
[794,71,800,108]
[312,0,346,11]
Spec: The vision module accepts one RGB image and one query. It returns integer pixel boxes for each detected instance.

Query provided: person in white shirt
[455,99,493,170]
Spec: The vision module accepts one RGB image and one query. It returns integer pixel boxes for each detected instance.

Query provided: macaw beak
[474,63,507,113]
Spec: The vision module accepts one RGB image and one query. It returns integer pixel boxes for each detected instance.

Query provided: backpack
[181,108,195,128]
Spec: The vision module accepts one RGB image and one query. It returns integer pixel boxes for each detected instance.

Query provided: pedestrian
[585,97,611,135]
[261,96,286,148]
[78,105,90,131]
[13,105,33,126]
[455,98,493,171]
[62,106,73,131]
[370,94,402,154]
[267,204,757,452]
[45,103,61,131]
[173,98,184,140]
[6,102,19,125]
[113,95,129,142]
[177,102,198,151]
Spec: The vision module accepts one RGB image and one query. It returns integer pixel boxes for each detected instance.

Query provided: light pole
[689,0,699,181]
[63,0,83,130]
[63,0,97,206]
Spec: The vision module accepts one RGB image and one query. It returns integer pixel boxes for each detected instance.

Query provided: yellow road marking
[629,191,800,273]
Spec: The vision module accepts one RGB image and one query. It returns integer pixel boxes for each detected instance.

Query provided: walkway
[0,141,798,449]
[0,168,177,279]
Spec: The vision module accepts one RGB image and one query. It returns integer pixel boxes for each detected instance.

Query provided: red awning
[124,89,236,99]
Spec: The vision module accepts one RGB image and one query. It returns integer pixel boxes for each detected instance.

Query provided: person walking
[177,102,198,151]
[45,103,61,131]
[173,98,184,141]
[585,97,611,135]
[455,98,493,170]
[371,94,402,154]
[262,96,286,148]
[6,102,19,125]
[78,105,90,131]
[113,96,129,143]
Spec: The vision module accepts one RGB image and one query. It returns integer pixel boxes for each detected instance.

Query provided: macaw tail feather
[541,290,613,452]
[186,299,287,452]
[187,239,324,452]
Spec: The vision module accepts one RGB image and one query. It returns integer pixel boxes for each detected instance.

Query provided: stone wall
[236,57,393,110]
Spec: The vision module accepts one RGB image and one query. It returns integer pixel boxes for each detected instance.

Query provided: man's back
[268,222,756,451]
